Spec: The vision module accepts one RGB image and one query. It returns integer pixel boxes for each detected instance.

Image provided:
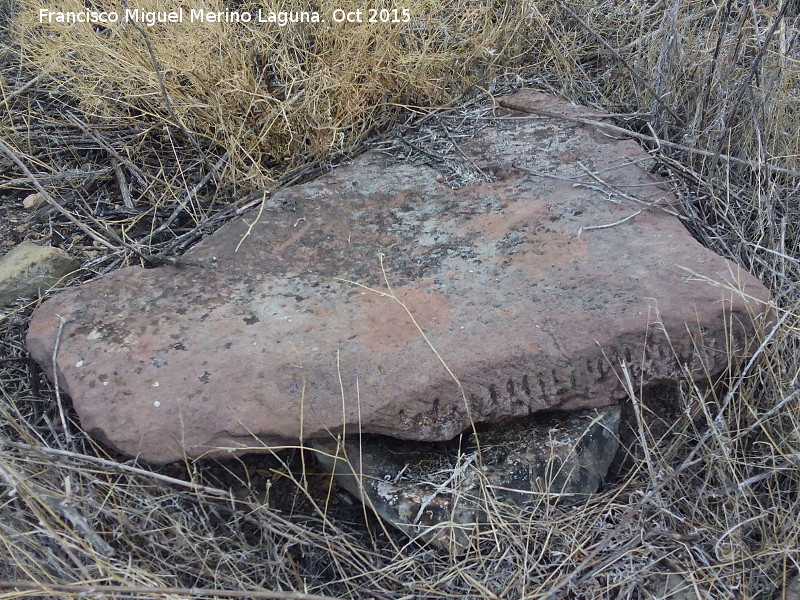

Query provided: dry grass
[6,0,534,192]
[1,0,800,598]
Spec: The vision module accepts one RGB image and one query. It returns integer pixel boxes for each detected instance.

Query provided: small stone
[22,192,47,210]
[0,242,80,306]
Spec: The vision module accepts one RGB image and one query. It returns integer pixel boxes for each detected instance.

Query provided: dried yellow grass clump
[10,0,535,190]
[7,0,799,204]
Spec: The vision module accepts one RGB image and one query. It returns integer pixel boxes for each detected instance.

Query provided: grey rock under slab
[313,405,621,552]
[0,242,79,306]
[25,90,771,463]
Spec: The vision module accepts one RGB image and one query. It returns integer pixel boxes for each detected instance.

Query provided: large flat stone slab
[26,91,771,464]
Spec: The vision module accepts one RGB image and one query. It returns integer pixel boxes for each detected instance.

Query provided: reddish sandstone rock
[26,91,771,464]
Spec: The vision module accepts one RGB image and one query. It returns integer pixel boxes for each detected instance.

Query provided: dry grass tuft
[8,0,533,191]
[1,0,800,598]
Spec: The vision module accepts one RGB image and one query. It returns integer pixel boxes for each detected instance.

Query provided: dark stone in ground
[313,405,621,552]
[26,90,771,464]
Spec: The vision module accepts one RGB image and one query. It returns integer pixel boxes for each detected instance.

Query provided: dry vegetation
[0,0,799,598]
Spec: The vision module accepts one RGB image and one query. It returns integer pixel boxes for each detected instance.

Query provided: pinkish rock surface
[26,91,771,464]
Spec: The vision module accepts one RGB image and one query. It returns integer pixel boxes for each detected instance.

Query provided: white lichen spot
[375,480,400,504]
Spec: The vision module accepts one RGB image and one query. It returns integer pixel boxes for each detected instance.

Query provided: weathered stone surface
[0,242,79,306]
[26,91,771,464]
[313,406,621,552]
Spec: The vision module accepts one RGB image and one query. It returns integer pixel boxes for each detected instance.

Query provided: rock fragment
[313,406,621,551]
[22,192,47,210]
[0,242,79,306]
